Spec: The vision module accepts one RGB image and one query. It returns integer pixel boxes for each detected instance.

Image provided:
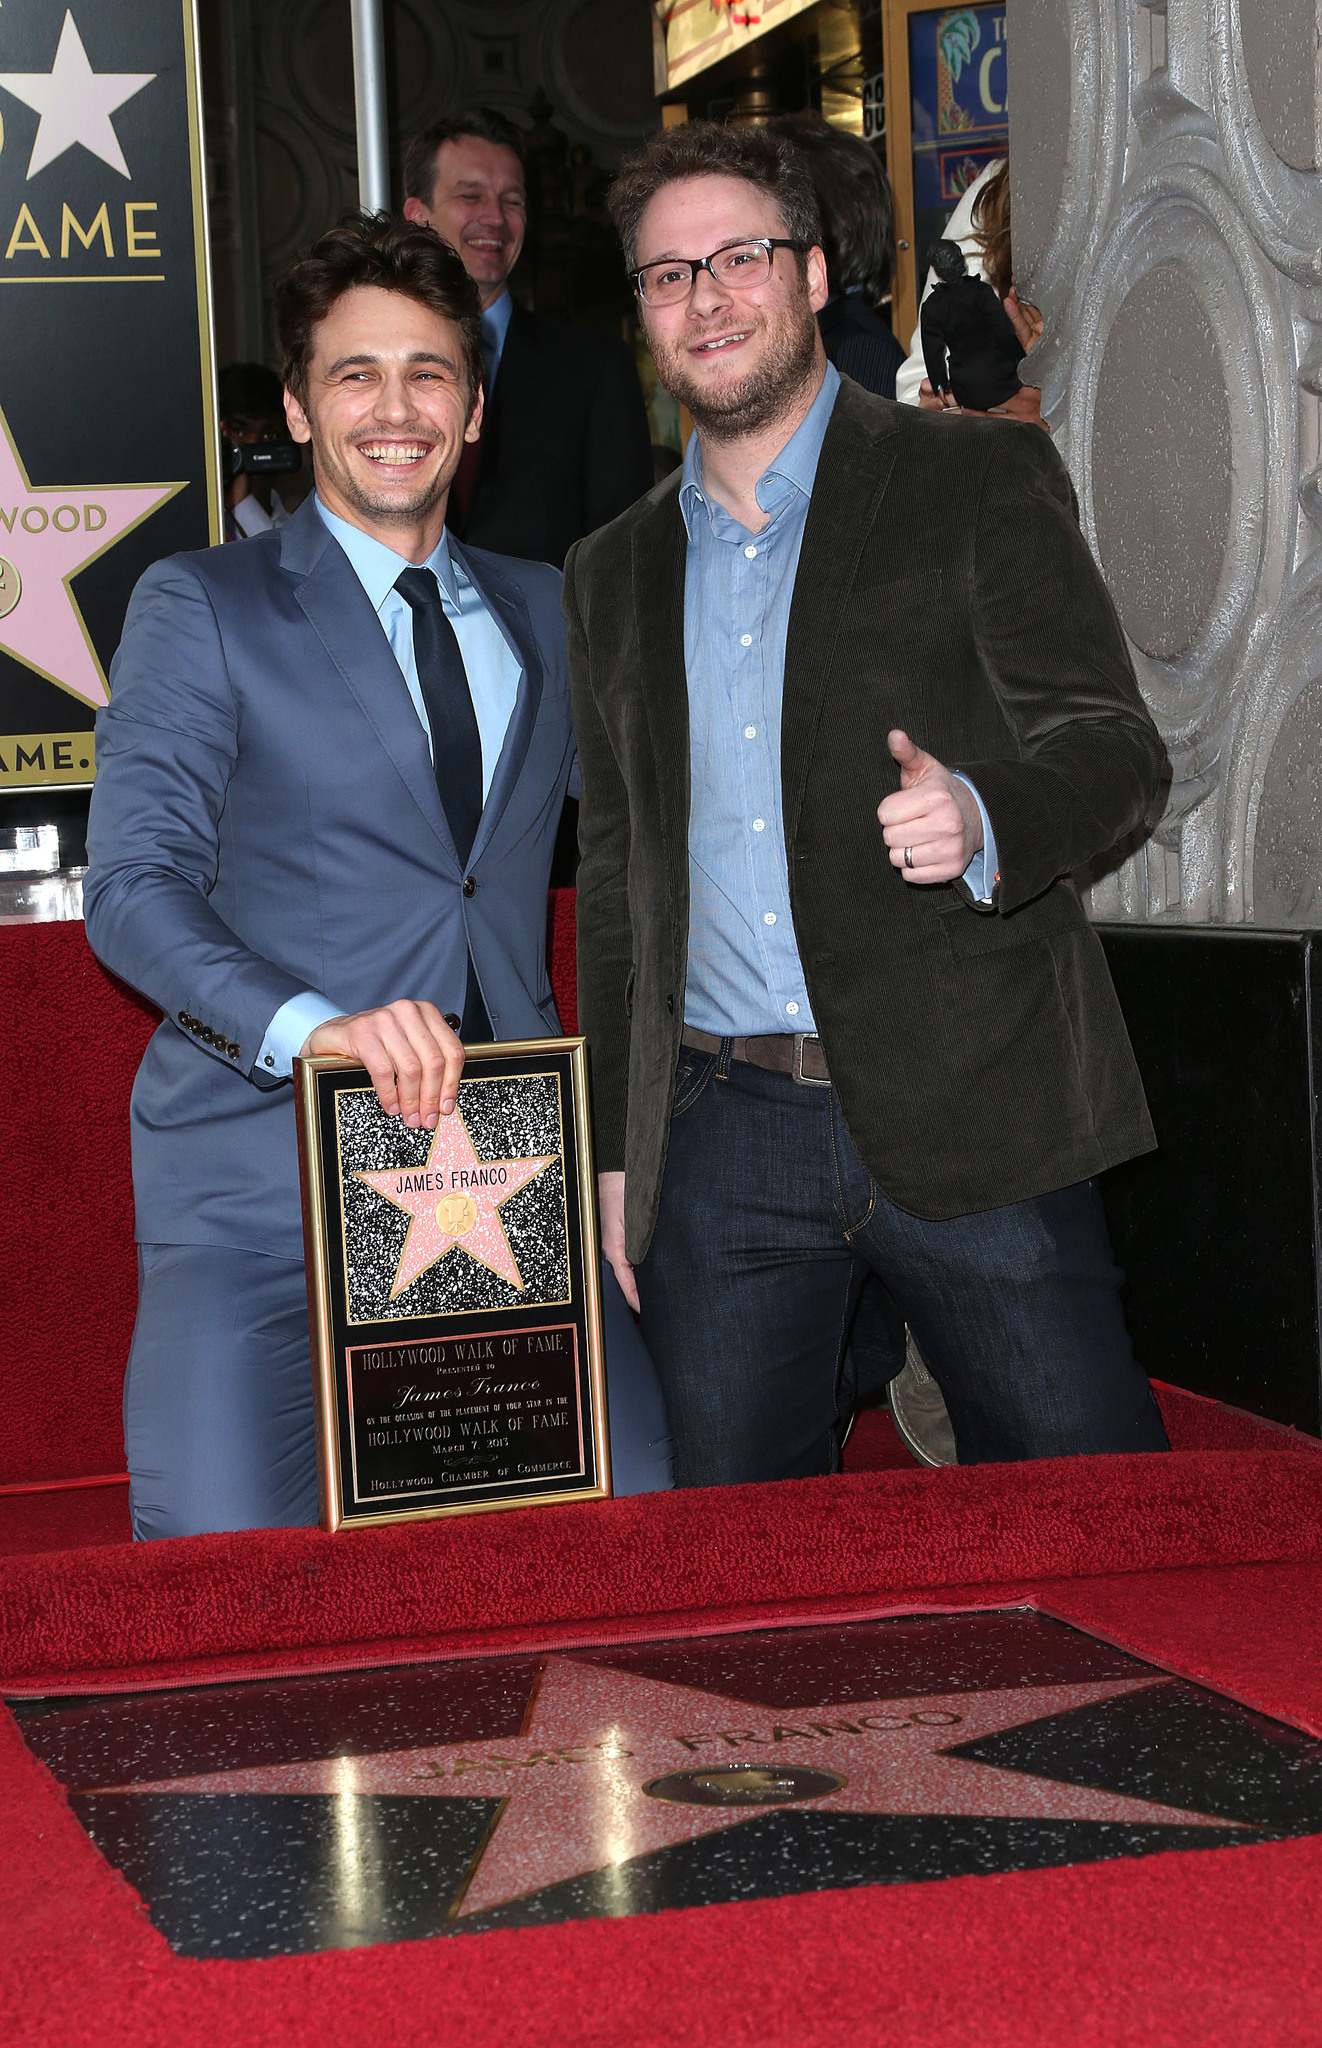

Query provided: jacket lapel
[781,383,903,841]
[631,480,690,893]
[281,500,462,871]
[451,539,545,865]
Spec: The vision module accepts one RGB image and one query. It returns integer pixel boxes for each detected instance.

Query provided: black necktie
[395,566,483,865]
[395,566,492,1041]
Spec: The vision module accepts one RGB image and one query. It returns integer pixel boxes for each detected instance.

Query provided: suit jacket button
[443,1013,461,1031]
[178,1011,189,1026]
[228,1043,240,1059]
[463,875,477,897]
[190,1020,203,1035]
[201,1028,215,1046]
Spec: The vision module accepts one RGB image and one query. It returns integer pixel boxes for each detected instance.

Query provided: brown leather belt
[681,1024,831,1087]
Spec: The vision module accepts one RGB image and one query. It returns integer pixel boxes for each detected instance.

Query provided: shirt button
[753,818,766,832]
[764,912,776,926]
[739,633,753,647]
[265,1053,275,1067]
[744,544,757,559]
[786,1001,800,1017]
[744,725,757,740]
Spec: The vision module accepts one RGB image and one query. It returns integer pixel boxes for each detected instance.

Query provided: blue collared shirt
[254,498,522,1078]
[481,291,514,395]
[680,361,996,1039]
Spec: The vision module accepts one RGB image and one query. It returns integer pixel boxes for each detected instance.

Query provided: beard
[650,288,820,443]
[316,438,452,525]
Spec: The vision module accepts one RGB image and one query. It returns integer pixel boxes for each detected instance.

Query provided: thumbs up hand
[878,729,983,885]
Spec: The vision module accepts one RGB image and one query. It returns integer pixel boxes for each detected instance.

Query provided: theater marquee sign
[0,1,219,792]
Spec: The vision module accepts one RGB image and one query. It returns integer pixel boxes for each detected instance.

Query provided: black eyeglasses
[629,237,806,307]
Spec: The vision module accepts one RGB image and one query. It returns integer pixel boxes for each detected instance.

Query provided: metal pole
[350,0,390,213]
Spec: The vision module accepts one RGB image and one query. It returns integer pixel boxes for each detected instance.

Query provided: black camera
[221,438,303,481]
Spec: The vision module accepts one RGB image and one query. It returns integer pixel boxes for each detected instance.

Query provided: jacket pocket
[672,1048,717,1117]
[937,881,1086,959]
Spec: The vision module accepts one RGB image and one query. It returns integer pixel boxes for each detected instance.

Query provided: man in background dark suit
[403,107,654,571]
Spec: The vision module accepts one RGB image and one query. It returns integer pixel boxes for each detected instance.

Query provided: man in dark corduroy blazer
[565,122,1170,1487]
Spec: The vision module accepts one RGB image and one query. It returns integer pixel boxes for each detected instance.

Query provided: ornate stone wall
[1009,0,1322,925]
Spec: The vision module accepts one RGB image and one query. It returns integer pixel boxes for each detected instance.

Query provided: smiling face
[284,284,481,549]
[634,173,828,442]
[404,135,526,308]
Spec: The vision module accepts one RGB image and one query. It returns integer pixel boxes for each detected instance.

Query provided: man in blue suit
[85,214,671,1538]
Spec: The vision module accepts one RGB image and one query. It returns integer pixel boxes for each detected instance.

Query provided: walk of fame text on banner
[0,1,219,790]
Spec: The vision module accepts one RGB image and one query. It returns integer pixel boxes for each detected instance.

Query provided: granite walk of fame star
[99,1655,1250,1922]
[0,403,179,711]
[355,1107,557,1299]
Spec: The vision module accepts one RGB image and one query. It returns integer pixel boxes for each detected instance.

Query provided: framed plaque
[295,1037,611,1531]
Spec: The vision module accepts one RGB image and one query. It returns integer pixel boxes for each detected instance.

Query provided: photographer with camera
[219,361,304,541]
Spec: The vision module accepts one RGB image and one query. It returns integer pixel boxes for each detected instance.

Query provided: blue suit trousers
[125,1245,672,1538]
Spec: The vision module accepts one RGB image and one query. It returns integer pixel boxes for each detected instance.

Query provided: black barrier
[0,0,218,797]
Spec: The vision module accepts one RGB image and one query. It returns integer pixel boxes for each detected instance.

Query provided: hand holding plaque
[296,1037,610,1529]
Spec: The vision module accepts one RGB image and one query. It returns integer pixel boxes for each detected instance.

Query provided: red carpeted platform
[4,911,1322,2043]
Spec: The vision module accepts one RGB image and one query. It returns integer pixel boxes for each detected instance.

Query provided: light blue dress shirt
[481,291,514,395]
[255,498,523,1078]
[680,361,996,1040]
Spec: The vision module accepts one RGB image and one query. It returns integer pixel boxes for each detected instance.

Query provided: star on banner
[0,10,155,180]
[103,1657,1249,1920]
[356,1108,557,1298]
[0,404,180,710]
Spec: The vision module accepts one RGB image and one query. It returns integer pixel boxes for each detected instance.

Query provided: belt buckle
[792,1032,830,1087]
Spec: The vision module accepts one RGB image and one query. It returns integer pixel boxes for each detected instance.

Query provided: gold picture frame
[296,1037,611,1531]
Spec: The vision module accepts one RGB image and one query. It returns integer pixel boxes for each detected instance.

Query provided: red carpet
[4,1394,1321,2043]
[3,1535,1321,2047]
[1,1445,1320,1698]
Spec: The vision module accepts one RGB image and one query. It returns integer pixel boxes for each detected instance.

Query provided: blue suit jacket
[84,495,575,1260]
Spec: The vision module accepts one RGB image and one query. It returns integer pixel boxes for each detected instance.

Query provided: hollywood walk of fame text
[347,1324,584,1501]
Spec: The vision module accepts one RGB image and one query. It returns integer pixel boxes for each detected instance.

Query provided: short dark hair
[403,107,526,208]
[273,211,484,408]
[769,113,896,304]
[608,120,822,273]
[217,361,285,424]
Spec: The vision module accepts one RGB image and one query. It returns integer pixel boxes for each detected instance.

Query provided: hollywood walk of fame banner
[295,1039,612,1531]
[0,0,219,794]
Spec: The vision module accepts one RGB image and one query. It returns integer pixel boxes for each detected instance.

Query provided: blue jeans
[635,1048,1169,1486]
[125,1246,672,1538]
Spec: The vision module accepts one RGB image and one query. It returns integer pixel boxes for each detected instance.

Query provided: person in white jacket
[895,158,1045,425]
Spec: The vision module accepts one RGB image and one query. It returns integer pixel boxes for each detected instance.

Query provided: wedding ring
[903,846,914,869]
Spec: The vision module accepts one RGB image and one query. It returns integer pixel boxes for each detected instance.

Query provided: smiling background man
[84,214,670,1538]
[402,108,653,572]
[567,122,1170,1487]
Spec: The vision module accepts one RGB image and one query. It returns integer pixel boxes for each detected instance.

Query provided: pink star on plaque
[0,403,180,710]
[104,1657,1245,1920]
[356,1106,556,1299]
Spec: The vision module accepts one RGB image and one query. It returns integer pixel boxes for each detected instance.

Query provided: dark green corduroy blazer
[564,377,1163,1262]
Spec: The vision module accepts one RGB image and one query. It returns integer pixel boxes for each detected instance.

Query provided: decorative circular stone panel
[1091,262,1233,661]
[1253,673,1322,925]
